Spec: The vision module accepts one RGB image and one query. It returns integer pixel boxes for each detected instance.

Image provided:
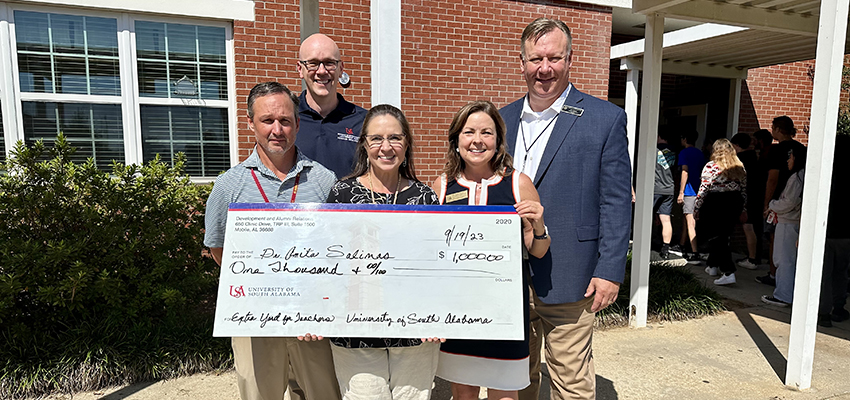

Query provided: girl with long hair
[694,138,748,285]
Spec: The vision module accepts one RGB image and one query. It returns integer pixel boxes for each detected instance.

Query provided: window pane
[135,21,166,60]
[15,11,119,96]
[17,53,54,93]
[88,58,121,96]
[140,105,229,176]
[167,24,197,62]
[137,60,170,98]
[197,26,226,63]
[50,14,86,54]
[22,102,124,170]
[199,64,227,100]
[54,56,88,94]
[136,21,227,100]
[86,17,119,57]
[14,11,50,53]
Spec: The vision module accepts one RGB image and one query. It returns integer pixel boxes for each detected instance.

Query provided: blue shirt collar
[243,145,314,181]
[298,91,357,119]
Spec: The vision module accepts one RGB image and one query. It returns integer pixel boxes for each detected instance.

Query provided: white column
[0,3,20,154]
[300,0,319,41]
[726,78,741,138]
[370,0,401,107]
[225,21,239,165]
[785,0,849,390]
[118,13,141,166]
[626,68,639,167]
[629,13,664,328]
[300,0,319,93]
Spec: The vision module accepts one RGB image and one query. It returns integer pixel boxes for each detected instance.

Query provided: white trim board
[611,23,747,59]
[11,0,255,21]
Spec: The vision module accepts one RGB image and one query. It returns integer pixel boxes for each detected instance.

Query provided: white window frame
[0,3,19,157]
[1,2,238,181]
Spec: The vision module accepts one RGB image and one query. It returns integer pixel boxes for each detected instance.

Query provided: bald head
[299,33,340,60]
[297,33,344,115]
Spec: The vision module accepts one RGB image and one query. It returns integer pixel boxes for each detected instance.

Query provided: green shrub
[596,256,726,328]
[0,136,230,398]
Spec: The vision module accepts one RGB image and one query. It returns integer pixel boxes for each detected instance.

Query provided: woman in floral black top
[324,104,441,400]
[695,138,747,286]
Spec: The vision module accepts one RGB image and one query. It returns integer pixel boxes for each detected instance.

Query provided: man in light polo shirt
[295,33,367,178]
[204,82,339,400]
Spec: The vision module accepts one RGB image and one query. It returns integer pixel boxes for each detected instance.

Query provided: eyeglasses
[365,134,405,148]
[298,59,341,72]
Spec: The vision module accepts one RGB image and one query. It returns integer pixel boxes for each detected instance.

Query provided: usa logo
[229,285,246,298]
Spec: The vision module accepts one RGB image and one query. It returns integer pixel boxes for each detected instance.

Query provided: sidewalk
[44,258,850,400]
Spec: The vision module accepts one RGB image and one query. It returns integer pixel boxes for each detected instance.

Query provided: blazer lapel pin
[562,105,584,116]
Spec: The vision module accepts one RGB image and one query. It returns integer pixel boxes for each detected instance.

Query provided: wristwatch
[534,225,549,240]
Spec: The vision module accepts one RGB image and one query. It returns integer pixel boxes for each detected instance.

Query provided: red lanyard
[251,169,300,203]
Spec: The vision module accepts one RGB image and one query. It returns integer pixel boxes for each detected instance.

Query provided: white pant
[331,342,440,400]
[773,222,800,303]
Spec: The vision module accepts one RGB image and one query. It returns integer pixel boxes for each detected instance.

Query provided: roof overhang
[613,0,849,77]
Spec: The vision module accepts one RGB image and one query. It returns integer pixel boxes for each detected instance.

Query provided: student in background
[674,129,705,263]
[761,147,806,307]
[819,134,850,327]
[731,132,764,270]
[655,130,677,259]
[694,139,747,286]
[756,116,806,287]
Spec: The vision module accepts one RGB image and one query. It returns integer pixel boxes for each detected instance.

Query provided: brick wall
[738,61,814,144]
[233,1,302,158]
[233,0,614,184]
[739,56,850,144]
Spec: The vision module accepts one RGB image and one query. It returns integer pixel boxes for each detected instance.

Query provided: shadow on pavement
[734,309,787,381]
[95,381,156,400]
[744,305,850,342]
[596,375,618,400]
[683,258,850,342]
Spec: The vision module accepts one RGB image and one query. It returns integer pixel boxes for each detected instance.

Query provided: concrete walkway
[43,258,850,400]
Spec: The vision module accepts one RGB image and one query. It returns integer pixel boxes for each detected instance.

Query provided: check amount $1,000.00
[438,250,507,263]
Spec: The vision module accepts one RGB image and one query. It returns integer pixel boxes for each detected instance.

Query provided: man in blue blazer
[500,18,631,400]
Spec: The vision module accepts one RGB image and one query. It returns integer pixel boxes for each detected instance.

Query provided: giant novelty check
[213,203,524,340]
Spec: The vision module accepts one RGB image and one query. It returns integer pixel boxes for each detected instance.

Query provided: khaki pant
[232,337,341,400]
[519,292,596,400]
[330,342,440,400]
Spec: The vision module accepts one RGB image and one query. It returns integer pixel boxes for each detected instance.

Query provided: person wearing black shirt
[731,132,764,269]
[819,134,850,327]
[756,116,806,286]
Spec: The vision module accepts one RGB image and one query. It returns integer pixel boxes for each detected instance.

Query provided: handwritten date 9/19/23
[444,224,486,246]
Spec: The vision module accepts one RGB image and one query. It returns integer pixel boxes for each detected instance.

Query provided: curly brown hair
[442,101,513,179]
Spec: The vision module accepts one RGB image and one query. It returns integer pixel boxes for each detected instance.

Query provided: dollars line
[391,267,499,275]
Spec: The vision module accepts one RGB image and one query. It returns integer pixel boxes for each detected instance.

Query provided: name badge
[445,191,469,203]
[562,105,584,116]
